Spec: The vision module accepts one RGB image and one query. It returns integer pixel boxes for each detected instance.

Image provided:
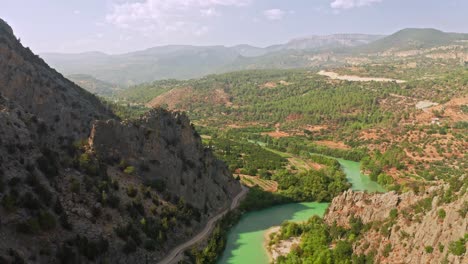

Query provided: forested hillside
[115,59,467,198]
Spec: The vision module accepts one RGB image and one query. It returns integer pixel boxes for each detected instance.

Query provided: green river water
[218,157,384,264]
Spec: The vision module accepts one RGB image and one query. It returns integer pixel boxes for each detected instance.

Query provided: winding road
[158,185,249,264]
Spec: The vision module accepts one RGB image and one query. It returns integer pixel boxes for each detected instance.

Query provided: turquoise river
[218,157,385,264]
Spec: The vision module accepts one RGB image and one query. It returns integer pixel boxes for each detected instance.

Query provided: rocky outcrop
[0,18,240,263]
[325,189,467,264]
[89,109,240,212]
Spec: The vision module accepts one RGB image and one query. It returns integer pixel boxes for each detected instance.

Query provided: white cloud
[330,0,382,9]
[263,9,286,21]
[73,10,81,15]
[194,26,209,36]
[200,8,220,17]
[106,0,250,37]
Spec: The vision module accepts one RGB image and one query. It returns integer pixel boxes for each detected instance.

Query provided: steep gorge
[0,18,240,263]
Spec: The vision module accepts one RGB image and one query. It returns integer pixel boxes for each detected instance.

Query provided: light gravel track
[158,185,249,264]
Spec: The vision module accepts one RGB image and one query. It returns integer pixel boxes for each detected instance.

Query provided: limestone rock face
[89,109,241,212]
[325,189,467,264]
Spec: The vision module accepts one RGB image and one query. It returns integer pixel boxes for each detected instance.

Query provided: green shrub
[438,209,446,219]
[118,159,128,171]
[36,148,59,178]
[38,211,56,231]
[124,166,136,175]
[33,183,52,206]
[20,192,42,210]
[389,208,398,219]
[448,236,467,256]
[143,239,156,251]
[127,185,138,198]
[60,214,73,230]
[147,179,166,193]
[438,243,444,253]
[78,153,98,176]
[425,246,434,253]
[70,179,81,194]
[16,218,41,234]
[75,235,109,260]
[1,194,17,212]
[122,239,137,254]
[382,243,392,257]
[0,170,5,193]
[106,193,120,208]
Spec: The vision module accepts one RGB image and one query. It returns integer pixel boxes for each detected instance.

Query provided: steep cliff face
[324,189,467,264]
[0,18,240,263]
[89,109,240,212]
[0,18,113,148]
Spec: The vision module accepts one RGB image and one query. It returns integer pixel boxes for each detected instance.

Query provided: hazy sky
[1,0,467,54]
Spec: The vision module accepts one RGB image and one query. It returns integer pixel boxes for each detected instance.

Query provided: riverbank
[217,202,329,264]
[264,226,302,263]
[264,226,280,263]
[218,154,385,264]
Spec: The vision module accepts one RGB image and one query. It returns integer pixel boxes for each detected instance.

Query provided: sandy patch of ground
[262,123,291,138]
[261,82,278,89]
[146,87,232,110]
[265,226,301,262]
[261,80,292,89]
[415,97,468,124]
[286,114,303,122]
[318,70,406,83]
[263,131,290,138]
[416,100,439,110]
[314,140,350,150]
[304,125,329,132]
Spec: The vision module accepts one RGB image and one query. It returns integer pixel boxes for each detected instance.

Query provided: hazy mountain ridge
[40,28,467,89]
[40,34,383,87]
[358,28,468,53]
[67,74,121,96]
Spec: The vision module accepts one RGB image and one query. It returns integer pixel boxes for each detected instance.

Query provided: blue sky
[1,0,467,54]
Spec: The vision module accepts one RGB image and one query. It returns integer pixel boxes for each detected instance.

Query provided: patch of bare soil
[304,125,329,132]
[146,87,194,110]
[415,97,468,124]
[318,70,406,83]
[262,131,290,138]
[286,113,303,122]
[260,82,277,89]
[314,140,350,150]
[266,227,301,262]
[262,123,291,138]
[146,87,232,110]
[260,80,292,89]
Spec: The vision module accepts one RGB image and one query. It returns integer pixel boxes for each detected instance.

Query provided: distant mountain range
[40,29,468,90]
[358,28,468,53]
